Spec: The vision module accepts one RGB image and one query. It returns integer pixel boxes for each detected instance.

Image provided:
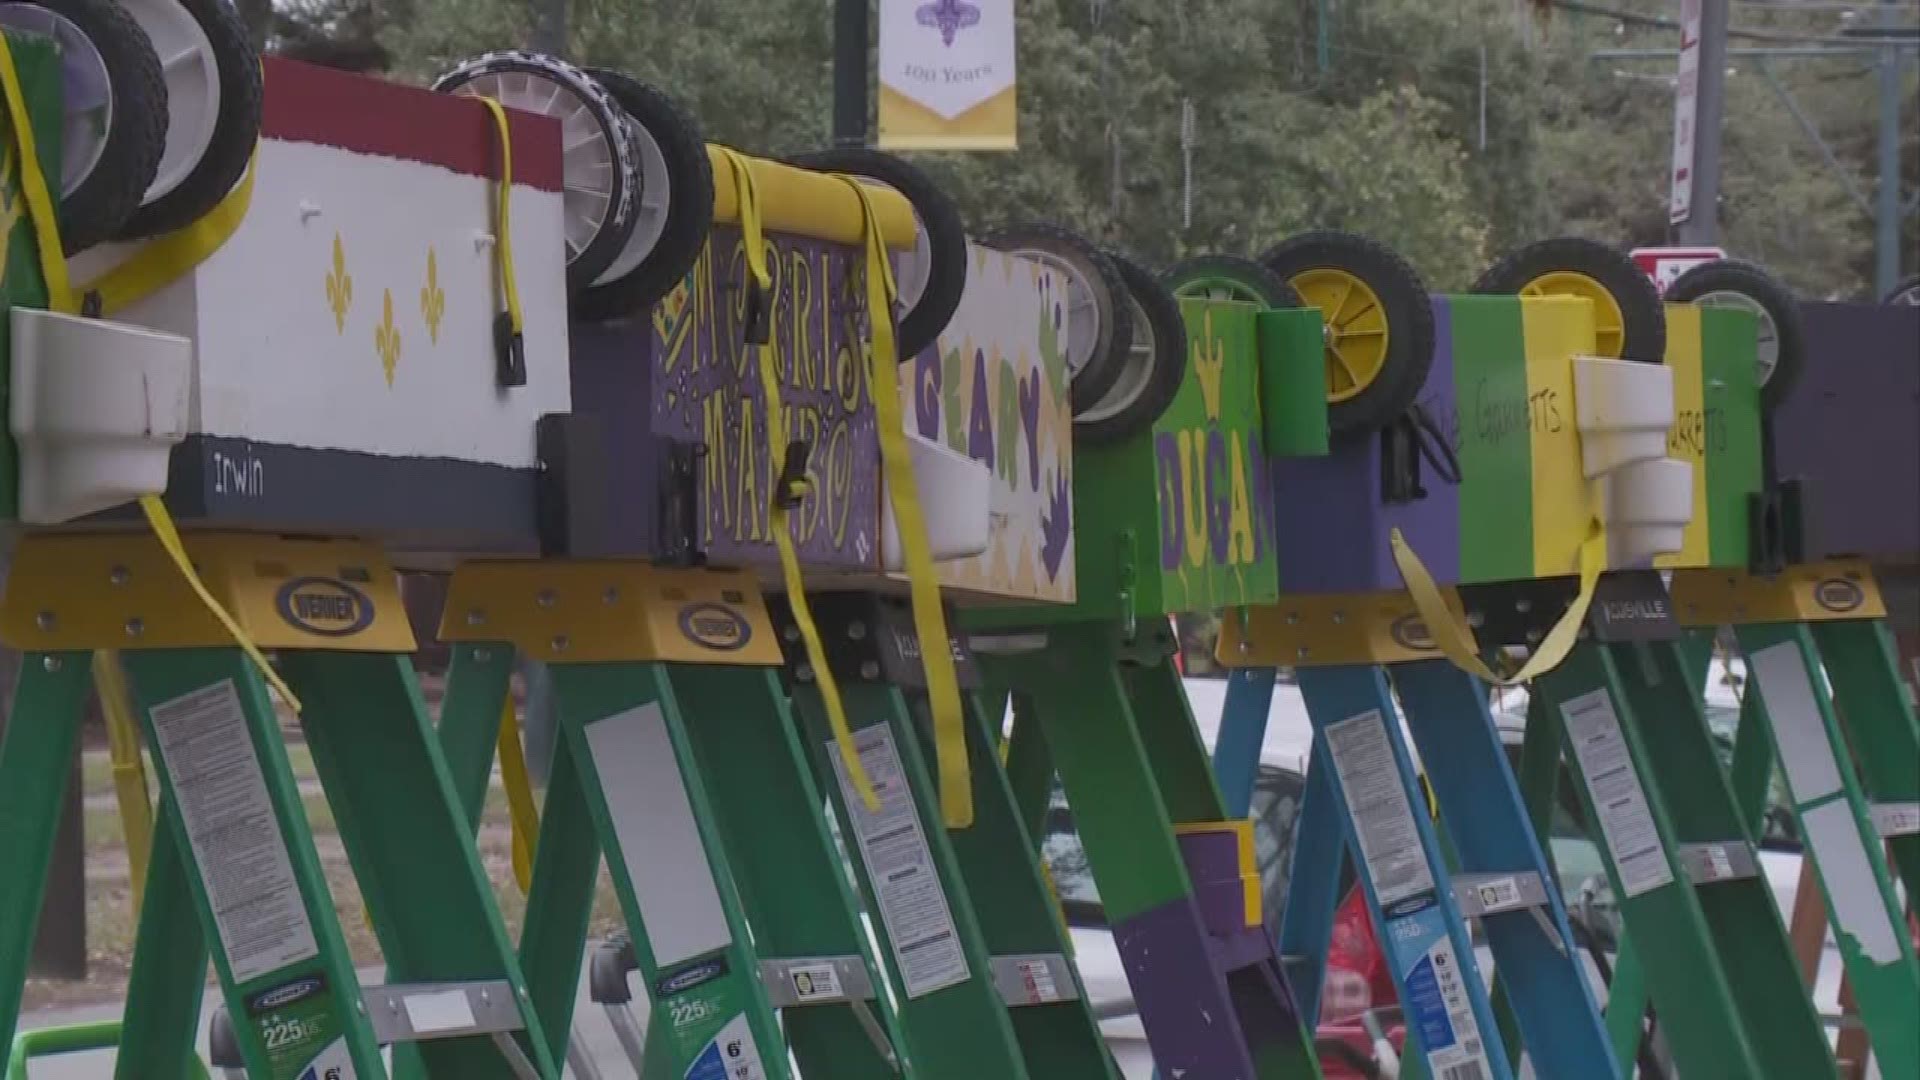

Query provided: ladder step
[758,955,879,1007]
[988,953,1081,1007]
[1676,841,1761,886]
[1450,871,1549,918]
[1871,801,1920,839]
[363,980,527,1044]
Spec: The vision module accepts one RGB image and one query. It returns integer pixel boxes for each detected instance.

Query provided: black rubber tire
[117,0,260,239]
[1472,237,1666,362]
[1077,248,1188,445]
[1882,273,1920,307]
[785,147,968,361]
[1260,230,1435,439]
[981,222,1132,416]
[8,0,167,252]
[1163,253,1302,309]
[573,68,713,322]
[432,51,638,292]
[1666,258,1806,410]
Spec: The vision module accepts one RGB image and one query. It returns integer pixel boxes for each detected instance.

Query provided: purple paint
[1275,298,1463,593]
[1206,430,1232,565]
[1018,368,1041,490]
[913,345,941,439]
[967,347,994,467]
[1772,302,1919,561]
[1110,897,1262,1076]
[1040,466,1071,580]
[1155,433,1184,571]
[648,226,881,570]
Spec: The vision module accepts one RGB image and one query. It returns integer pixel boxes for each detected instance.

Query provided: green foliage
[275,0,1910,295]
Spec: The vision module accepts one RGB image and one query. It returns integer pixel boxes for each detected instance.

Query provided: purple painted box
[1771,302,1920,563]
[566,224,885,570]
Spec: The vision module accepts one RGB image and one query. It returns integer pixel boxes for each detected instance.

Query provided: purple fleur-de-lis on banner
[916,0,981,46]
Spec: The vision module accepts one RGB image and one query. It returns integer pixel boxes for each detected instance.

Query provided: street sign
[1632,246,1725,292]
[1669,0,1704,224]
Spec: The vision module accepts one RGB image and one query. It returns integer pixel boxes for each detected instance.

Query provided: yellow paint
[1291,267,1389,403]
[1171,820,1265,927]
[1218,590,1464,668]
[326,232,352,332]
[1194,309,1226,421]
[420,246,445,344]
[1670,560,1887,625]
[1657,305,1710,569]
[438,561,782,665]
[1518,271,1626,357]
[375,288,401,386]
[1523,296,1596,577]
[707,147,916,249]
[0,533,416,653]
[877,83,1017,151]
[0,143,22,285]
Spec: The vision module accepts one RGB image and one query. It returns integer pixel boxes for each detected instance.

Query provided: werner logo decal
[249,975,324,1013]
[1812,577,1864,614]
[657,958,727,996]
[275,577,375,637]
[677,602,752,651]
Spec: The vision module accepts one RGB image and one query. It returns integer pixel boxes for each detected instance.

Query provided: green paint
[1698,307,1762,567]
[0,32,60,519]
[1814,619,1920,902]
[1256,307,1330,458]
[1448,296,1533,581]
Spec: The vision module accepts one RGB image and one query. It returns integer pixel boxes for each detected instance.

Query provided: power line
[1551,0,1884,44]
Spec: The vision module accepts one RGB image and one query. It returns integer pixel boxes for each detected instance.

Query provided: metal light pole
[1873,0,1903,294]
[1679,0,1730,244]
[833,0,870,146]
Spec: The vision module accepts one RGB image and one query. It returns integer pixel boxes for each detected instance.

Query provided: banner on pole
[877,0,1017,151]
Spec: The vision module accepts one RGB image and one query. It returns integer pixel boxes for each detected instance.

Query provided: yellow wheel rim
[1291,267,1390,403]
[1518,271,1626,357]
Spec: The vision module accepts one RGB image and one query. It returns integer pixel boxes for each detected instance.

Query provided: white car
[1048,670,1849,1079]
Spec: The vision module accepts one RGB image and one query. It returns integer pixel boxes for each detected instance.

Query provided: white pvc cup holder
[881,431,991,572]
[10,308,192,525]
[1599,456,1695,565]
[1572,355,1675,478]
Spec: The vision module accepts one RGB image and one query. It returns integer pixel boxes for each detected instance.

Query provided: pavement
[14,966,641,1078]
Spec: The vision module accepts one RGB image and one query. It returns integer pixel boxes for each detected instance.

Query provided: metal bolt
[34,611,55,631]
[1515,597,1533,614]
[42,656,61,672]
[1297,647,1310,660]
[602,587,620,605]
[125,617,145,638]
[847,621,867,641]
[1331,610,1345,625]
[537,589,557,609]
[550,635,570,654]
[1467,610,1485,629]
[860,661,880,679]
[473,647,491,662]
[108,565,130,586]
[388,998,400,1013]
[466,608,487,626]
[479,989,491,1004]
[1525,628,1543,645]
[782,625,801,643]
[797,663,816,683]
[1285,612,1300,626]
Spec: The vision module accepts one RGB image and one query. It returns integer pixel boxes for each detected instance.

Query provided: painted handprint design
[1040,467,1071,580]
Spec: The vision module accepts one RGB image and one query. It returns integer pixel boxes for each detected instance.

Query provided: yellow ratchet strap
[1,39,295,708]
[93,651,156,908]
[838,175,973,829]
[1388,499,1608,688]
[474,97,525,343]
[497,695,540,892]
[715,146,879,813]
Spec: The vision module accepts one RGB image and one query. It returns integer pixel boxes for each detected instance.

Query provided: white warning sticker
[1561,689,1674,899]
[787,963,842,1002]
[826,726,970,999]
[1323,710,1435,907]
[149,680,318,985]
[1016,958,1060,1004]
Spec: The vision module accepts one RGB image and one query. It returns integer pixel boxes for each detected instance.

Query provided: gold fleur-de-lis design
[325,233,353,333]
[375,288,401,387]
[1194,308,1226,422]
[419,247,445,344]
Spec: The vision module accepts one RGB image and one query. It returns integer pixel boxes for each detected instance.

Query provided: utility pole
[833,0,869,146]
[1874,0,1902,294]
[1677,0,1730,245]
[529,0,567,56]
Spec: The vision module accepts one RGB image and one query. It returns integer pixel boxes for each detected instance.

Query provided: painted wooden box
[1274,297,1758,594]
[895,244,1076,604]
[0,32,59,522]
[1771,301,1920,563]
[973,300,1325,625]
[564,239,1074,596]
[56,58,570,557]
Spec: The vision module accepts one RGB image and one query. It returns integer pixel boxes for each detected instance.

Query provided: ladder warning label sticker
[1801,800,1903,964]
[1561,689,1674,898]
[1016,958,1060,1003]
[246,972,356,1080]
[1385,899,1489,1080]
[787,963,841,1002]
[1748,641,1844,803]
[1474,876,1521,912]
[150,679,319,985]
[1324,709,1435,907]
[826,725,970,999]
[683,1014,767,1080]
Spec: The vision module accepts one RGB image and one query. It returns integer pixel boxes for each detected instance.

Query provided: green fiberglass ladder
[0,533,556,1080]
